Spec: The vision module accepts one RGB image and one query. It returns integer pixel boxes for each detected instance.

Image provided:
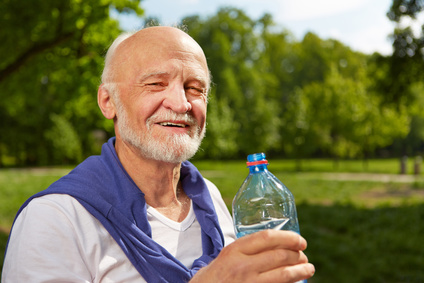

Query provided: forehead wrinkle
[136,71,170,83]
[136,57,208,82]
[171,55,210,88]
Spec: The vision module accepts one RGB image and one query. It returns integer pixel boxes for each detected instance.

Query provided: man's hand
[191,230,315,283]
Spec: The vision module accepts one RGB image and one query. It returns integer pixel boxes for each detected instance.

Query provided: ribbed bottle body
[232,155,300,238]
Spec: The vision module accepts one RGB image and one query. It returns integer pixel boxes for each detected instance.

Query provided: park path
[200,169,423,183]
[320,172,422,183]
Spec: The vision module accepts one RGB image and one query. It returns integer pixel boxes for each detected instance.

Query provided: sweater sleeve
[2,195,94,283]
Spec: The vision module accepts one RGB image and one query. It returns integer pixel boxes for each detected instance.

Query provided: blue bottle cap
[247,153,266,162]
[246,153,268,166]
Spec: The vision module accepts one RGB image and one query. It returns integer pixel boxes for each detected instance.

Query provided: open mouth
[158,122,188,128]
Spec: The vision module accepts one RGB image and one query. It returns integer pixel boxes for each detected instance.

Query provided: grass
[0,167,72,229]
[298,203,424,282]
[194,158,424,208]
[1,158,424,282]
[195,158,424,282]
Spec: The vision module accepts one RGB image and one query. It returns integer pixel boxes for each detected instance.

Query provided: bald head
[101,27,210,90]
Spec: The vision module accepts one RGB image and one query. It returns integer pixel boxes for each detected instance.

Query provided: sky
[113,0,424,56]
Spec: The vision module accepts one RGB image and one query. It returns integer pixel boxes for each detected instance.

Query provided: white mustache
[146,111,197,128]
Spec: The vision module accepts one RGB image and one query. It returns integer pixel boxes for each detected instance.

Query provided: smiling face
[105,27,209,163]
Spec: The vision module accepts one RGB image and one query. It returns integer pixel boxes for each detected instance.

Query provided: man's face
[109,28,209,163]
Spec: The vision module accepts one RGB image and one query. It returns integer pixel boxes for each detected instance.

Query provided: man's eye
[145,82,167,91]
[185,86,205,95]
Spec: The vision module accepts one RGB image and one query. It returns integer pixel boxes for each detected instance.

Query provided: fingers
[237,230,307,255]
[258,263,316,283]
[190,230,314,283]
[251,249,309,274]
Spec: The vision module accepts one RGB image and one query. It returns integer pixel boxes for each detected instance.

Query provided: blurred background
[1,0,424,165]
[1,0,423,282]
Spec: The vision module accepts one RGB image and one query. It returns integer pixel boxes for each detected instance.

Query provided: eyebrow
[188,75,208,88]
[136,72,170,83]
[137,71,209,88]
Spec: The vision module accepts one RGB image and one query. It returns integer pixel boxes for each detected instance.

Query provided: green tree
[0,0,143,166]
[384,0,424,103]
[390,82,424,155]
[184,8,281,158]
[291,65,410,162]
[276,32,370,161]
[368,0,424,156]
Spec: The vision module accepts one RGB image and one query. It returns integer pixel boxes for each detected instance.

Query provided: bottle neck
[248,164,268,173]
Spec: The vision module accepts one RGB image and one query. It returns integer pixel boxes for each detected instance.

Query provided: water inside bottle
[236,217,289,238]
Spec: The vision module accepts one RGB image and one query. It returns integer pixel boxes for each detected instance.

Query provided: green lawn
[1,158,424,282]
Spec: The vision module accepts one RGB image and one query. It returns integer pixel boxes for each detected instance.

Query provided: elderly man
[2,27,314,282]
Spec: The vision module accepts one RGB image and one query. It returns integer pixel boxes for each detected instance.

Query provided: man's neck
[114,138,191,222]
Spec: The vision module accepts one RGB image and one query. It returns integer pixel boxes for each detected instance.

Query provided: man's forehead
[119,27,202,54]
[111,28,209,84]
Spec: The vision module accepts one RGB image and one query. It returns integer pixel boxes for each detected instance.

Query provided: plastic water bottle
[232,153,305,282]
[232,153,300,237]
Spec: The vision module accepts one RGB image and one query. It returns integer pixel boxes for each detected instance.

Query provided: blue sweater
[8,138,224,282]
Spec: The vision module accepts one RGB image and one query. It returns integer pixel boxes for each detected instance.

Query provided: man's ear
[98,84,117,120]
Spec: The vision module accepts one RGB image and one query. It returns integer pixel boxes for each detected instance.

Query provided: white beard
[115,97,205,163]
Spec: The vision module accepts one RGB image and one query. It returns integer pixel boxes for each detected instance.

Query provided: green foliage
[185,9,282,158]
[381,0,424,104]
[45,113,83,163]
[198,94,239,158]
[390,82,424,155]
[290,66,409,159]
[0,0,143,166]
[1,2,423,165]
[185,7,416,161]
[388,0,424,21]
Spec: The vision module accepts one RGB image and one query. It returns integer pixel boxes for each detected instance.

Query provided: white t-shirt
[2,179,236,283]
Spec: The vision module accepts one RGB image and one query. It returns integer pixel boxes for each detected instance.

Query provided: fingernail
[308,263,315,275]
[299,235,307,250]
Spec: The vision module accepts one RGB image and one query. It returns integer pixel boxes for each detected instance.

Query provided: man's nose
[162,84,192,113]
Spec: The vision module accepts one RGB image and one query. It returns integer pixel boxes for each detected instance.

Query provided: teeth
[159,122,186,128]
